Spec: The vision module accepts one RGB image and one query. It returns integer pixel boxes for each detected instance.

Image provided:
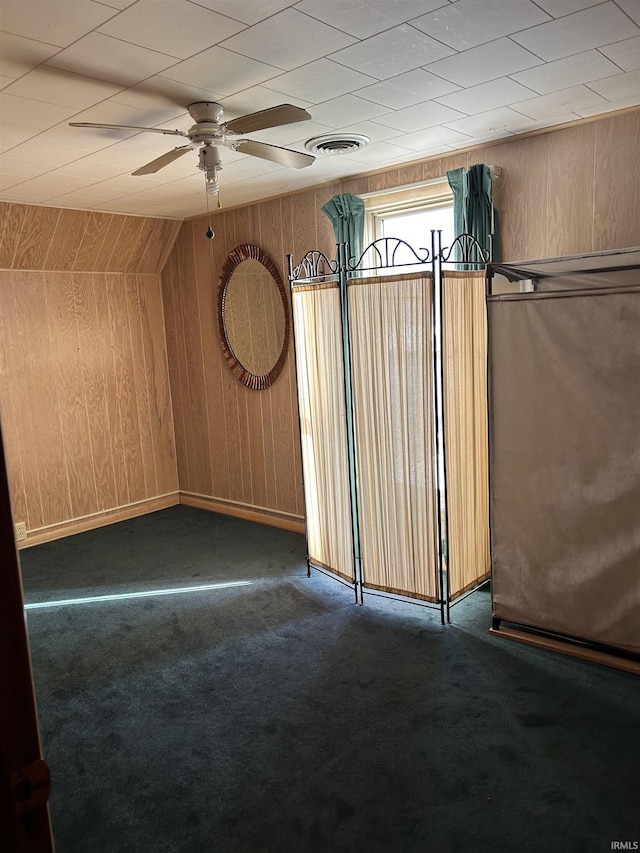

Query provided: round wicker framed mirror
[217,244,289,390]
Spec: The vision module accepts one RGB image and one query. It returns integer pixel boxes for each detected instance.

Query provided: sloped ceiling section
[0,0,640,219]
[0,202,181,273]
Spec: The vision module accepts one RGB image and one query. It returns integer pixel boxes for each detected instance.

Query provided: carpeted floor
[19,506,640,853]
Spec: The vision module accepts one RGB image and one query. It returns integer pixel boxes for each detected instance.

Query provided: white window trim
[362,178,453,243]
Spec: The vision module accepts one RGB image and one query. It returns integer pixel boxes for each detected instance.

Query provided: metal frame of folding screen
[485,250,640,675]
[288,232,489,623]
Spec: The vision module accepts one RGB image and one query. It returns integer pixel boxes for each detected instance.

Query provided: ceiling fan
[69,101,315,198]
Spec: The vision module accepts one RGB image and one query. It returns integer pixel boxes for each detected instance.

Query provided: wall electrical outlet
[15,521,27,542]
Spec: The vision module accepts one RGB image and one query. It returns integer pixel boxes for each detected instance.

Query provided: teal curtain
[447,167,466,264]
[321,193,365,268]
[447,164,499,266]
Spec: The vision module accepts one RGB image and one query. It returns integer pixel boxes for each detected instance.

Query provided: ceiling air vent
[305,133,371,156]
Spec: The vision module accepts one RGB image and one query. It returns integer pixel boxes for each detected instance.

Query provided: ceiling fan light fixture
[305,133,371,156]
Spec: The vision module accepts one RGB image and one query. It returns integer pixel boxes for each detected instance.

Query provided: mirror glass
[218,245,289,390]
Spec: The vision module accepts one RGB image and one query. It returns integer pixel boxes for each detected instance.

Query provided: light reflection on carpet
[24,581,253,609]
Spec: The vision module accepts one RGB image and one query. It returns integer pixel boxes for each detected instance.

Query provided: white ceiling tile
[330,120,405,144]
[99,130,188,159]
[76,153,153,180]
[411,0,550,52]
[0,0,636,218]
[0,123,39,152]
[189,0,294,25]
[389,125,473,152]
[3,66,124,108]
[510,49,623,94]
[0,93,79,130]
[73,100,187,129]
[308,95,390,127]
[0,186,58,202]
[0,155,51,177]
[373,101,467,133]
[97,195,154,211]
[220,9,356,72]
[62,145,145,169]
[261,59,376,102]
[435,77,537,115]
[533,0,615,16]
[160,47,281,95]
[575,93,640,116]
[452,128,516,145]
[588,66,640,100]
[94,0,137,8]
[41,197,93,210]
[294,157,365,182]
[329,24,454,80]
[616,0,640,26]
[98,1,246,59]
[46,33,181,87]
[220,157,286,182]
[356,69,460,109]
[0,32,60,78]
[91,198,153,213]
[0,173,27,190]
[444,106,536,136]
[293,0,445,39]
[3,137,82,166]
[125,185,197,203]
[52,160,129,180]
[11,173,97,194]
[511,3,639,62]
[94,174,166,191]
[425,37,543,87]
[342,140,419,165]
[32,124,132,154]
[599,37,640,71]
[219,86,312,118]
[138,205,191,218]
[0,1,117,47]
[512,84,609,119]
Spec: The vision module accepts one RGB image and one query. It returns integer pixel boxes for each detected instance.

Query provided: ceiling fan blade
[224,104,312,135]
[233,140,314,169]
[132,145,193,176]
[69,121,189,138]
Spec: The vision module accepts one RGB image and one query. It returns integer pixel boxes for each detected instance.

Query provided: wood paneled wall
[162,209,305,529]
[164,108,640,531]
[0,270,178,545]
[0,203,181,545]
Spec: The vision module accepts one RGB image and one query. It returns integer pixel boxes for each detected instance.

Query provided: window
[363,179,454,269]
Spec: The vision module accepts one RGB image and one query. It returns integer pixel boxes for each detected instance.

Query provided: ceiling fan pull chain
[204,179,215,240]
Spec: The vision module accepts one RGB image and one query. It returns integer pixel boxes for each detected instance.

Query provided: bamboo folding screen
[292,280,354,583]
[442,271,491,599]
[348,273,439,602]
[288,236,490,619]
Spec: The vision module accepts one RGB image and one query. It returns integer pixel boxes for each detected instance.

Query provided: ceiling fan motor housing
[188,102,224,124]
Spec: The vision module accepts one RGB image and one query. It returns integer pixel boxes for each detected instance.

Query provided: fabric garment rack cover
[486,248,640,655]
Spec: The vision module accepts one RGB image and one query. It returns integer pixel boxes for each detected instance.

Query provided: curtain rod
[359,166,501,200]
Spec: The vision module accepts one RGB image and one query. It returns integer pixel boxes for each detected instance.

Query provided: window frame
[363,178,454,244]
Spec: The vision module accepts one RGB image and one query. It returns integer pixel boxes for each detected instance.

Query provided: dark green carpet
[19,506,640,853]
